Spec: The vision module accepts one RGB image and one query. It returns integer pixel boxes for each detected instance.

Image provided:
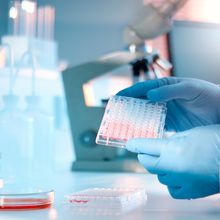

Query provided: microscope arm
[124,0,188,45]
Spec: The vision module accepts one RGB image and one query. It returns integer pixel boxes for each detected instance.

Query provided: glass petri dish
[0,189,54,211]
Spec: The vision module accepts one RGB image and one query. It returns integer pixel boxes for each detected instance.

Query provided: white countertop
[1,171,220,220]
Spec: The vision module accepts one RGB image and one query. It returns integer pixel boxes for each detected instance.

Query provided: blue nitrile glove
[117,77,220,131]
[126,125,220,199]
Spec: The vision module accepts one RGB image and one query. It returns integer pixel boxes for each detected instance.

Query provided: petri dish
[0,189,54,211]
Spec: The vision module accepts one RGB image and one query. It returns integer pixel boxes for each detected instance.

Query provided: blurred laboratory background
[0,0,220,185]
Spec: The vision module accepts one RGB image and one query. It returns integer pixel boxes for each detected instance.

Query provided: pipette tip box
[96,95,167,148]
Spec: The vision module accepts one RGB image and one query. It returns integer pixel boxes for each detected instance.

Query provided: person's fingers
[157,174,170,185]
[126,138,167,156]
[157,173,182,186]
[117,77,180,98]
[117,80,159,98]
[138,154,165,175]
[164,112,178,131]
[167,186,184,199]
[148,81,202,102]
[167,186,191,199]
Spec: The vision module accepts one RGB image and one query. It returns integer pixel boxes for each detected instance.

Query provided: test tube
[8,0,20,35]
[37,6,55,40]
[45,6,55,40]
[19,0,37,37]
[37,7,43,39]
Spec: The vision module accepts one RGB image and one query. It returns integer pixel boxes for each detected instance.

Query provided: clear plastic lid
[96,95,167,148]
[66,188,147,208]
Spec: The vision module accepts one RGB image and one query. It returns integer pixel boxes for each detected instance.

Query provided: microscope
[62,0,187,172]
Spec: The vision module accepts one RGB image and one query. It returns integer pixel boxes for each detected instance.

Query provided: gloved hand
[117,77,220,131]
[126,125,220,199]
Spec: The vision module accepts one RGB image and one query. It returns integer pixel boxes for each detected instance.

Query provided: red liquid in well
[0,198,52,211]
[102,121,157,141]
[69,199,89,204]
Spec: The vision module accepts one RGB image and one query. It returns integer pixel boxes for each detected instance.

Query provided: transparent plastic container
[96,95,167,148]
[66,188,147,208]
[0,187,54,210]
[0,95,33,184]
[24,96,54,181]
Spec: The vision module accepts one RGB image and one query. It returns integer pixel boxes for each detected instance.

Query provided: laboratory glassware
[0,188,54,210]
[0,95,55,210]
[0,95,33,185]
[24,95,54,182]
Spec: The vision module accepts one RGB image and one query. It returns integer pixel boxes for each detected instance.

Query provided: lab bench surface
[0,171,220,220]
